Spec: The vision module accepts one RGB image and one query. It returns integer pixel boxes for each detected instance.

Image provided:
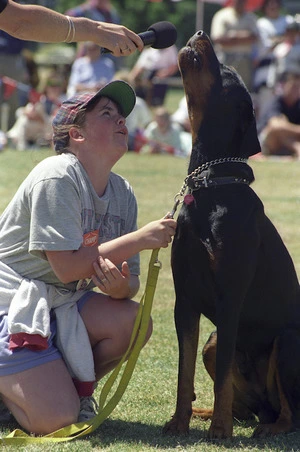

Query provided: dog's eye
[193,56,202,69]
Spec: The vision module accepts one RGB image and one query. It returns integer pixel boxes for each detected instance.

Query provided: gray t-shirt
[0,153,139,291]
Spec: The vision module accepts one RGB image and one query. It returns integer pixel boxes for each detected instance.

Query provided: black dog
[163,31,300,439]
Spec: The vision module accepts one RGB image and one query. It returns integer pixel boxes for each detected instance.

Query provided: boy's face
[82,97,128,158]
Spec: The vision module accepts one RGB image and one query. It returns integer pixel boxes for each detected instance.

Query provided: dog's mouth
[178,35,204,71]
[178,31,218,74]
[177,30,222,144]
[179,45,203,70]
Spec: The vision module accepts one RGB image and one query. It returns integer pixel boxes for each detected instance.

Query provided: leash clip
[165,196,182,219]
[154,259,162,269]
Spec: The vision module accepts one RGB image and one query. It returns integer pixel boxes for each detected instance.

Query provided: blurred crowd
[0,0,299,159]
[211,0,300,159]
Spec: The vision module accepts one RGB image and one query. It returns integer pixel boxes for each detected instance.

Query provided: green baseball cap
[52,80,136,151]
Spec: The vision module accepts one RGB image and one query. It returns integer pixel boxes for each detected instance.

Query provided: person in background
[6,101,52,151]
[210,0,259,91]
[254,0,294,120]
[171,96,191,133]
[126,95,152,151]
[129,45,179,107]
[257,69,300,159]
[66,0,122,67]
[0,0,143,56]
[274,19,300,82]
[39,74,67,118]
[67,41,115,97]
[0,0,142,131]
[66,0,120,25]
[140,106,191,157]
[0,80,176,433]
[113,70,152,151]
[6,73,68,151]
[0,129,7,151]
[0,30,30,129]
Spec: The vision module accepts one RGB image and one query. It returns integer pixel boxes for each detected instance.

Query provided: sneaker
[78,396,98,422]
[0,396,12,423]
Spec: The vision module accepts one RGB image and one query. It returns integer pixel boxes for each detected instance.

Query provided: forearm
[0,1,143,51]
[268,116,300,135]
[46,229,148,284]
[0,3,71,42]
[46,218,175,284]
[2,6,105,43]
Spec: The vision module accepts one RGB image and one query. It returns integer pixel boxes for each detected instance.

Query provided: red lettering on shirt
[83,230,98,247]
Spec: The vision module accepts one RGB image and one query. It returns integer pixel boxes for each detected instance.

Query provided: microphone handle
[139,30,155,47]
[101,30,155,54]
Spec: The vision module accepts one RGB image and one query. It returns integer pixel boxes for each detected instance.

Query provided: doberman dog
[163,31,300,439]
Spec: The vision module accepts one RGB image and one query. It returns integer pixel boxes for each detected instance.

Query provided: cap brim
[84,80,136,118]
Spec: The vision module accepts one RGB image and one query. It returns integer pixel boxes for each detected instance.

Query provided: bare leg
[0,359,79,435]
[79,293,153,380]
[0,293,152,434]
[263,117,300,158]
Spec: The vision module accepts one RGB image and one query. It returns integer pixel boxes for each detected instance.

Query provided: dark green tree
[53,0,220,49]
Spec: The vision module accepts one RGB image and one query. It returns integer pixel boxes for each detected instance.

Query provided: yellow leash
[1,249,161,446]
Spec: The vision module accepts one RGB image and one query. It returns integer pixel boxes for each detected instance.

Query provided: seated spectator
[39,74,67,118]
[257,69,300,159]
[0,31,30,130]
[65,0,120,25]
[171,96,191,133]
[67,41,115,97]
[0,130,7,151]
[210,0,259,91]
[129,45,179,106]
[139,107,191,157]
[113,71,152,151]
[6,101,52,151]
[274,20,300,81]
[254,0,294,120]
[127,96,152,151]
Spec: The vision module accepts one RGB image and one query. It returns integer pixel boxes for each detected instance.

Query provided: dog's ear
[240,117,261,157]
[238,99,261,157]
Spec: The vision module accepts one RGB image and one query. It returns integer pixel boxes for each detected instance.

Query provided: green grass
[0,149,300,451]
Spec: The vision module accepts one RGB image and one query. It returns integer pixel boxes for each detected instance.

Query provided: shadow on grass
[88,417,300,450]
[2,416,300,450]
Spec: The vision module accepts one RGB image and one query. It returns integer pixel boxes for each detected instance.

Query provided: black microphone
[101,21,177,54]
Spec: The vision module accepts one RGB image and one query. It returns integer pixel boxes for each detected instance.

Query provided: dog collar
[187,174,250,191]
[169,157,250,216]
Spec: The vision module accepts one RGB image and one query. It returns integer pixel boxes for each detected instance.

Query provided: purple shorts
[0,291,94,377]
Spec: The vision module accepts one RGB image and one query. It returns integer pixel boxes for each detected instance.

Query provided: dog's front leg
[209,366,234,439]
[208,304,239,439]
[163,301,200,435]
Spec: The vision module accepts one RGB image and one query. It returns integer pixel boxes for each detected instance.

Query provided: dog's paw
[163,415,190,435]
[253,421,293,438]
[207,418,233,439]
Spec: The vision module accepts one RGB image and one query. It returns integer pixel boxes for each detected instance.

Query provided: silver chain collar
[169,157,248,217]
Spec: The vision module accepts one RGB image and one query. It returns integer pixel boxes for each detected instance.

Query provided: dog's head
[178,31,261,159]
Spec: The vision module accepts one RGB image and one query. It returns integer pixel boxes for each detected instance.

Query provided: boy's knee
[29,408,79,435]
[9,397,80,435]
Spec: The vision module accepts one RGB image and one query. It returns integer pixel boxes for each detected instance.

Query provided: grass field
[0,149,300,451]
